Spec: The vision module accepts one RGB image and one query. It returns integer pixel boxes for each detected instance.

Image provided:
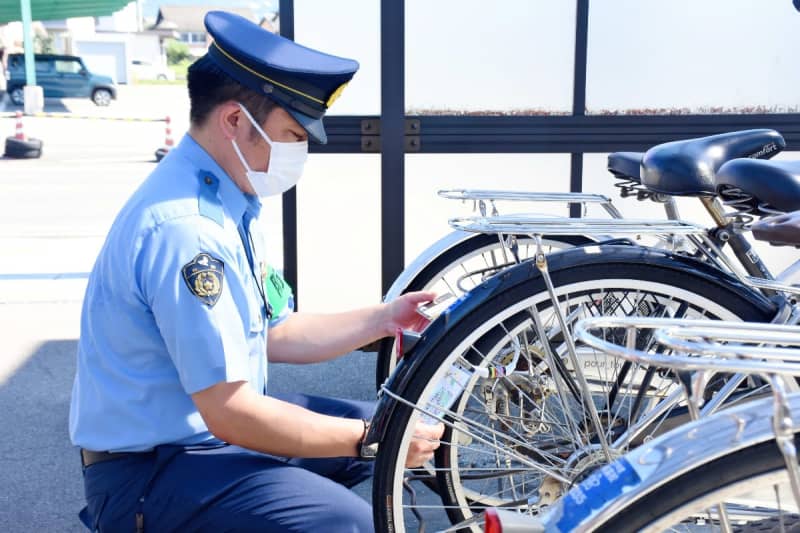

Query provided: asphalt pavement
[0,88,378,532]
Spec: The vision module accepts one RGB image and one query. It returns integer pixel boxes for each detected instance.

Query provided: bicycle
[485,307,800,532]
[367,143,800,532]
[558,320,800,530]
[374,128,788,390]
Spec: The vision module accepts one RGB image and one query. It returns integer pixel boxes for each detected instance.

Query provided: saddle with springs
[607,129,786,201]
[716,157,800,216]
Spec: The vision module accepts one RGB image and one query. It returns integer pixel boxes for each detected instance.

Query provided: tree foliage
[34,35,55,54]
[165,39,191,66]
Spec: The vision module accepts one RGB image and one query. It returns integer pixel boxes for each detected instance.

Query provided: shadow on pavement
[42,100,73,113]
[0,340,379,531]
[0,339,85,532]
[2,99,86,114]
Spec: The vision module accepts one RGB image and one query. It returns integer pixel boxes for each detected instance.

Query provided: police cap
[204,10,359,144]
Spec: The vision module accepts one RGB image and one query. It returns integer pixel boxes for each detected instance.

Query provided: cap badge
[326,82,349,108]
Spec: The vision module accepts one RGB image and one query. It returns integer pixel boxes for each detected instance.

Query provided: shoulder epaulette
[197,173,225,227]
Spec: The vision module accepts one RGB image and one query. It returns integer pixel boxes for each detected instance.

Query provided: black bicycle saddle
[716,158,800,214]
[607,152,644,183]
[641,129,785,196]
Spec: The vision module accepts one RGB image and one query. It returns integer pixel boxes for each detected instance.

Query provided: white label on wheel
[420,364,473,425]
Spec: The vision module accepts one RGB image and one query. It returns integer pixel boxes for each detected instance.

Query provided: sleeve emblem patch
[182,253,225,307]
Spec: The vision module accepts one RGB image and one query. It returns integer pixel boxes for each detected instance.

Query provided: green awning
[0,0,132,25]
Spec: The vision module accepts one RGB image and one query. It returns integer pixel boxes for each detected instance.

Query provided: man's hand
[405,421,445,468]
[383,291,438,337]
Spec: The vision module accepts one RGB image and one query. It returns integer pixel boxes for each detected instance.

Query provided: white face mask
[231,103,309,197]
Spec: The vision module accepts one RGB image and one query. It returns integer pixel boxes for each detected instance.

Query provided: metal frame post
[380,0,405,294]
[20,0,37,87]
[279,0,300,306]
[570,0,589,217]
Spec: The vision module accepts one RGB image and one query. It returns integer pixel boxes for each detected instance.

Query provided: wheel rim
[11,89,23,104]
[94,90,111,105]
[646,471,796,531]
[385,278,748,532]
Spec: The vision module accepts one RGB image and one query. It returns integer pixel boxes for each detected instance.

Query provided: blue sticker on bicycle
[551,458,641,532]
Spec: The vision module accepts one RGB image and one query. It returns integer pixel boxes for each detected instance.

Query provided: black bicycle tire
[595,438,800,532]
[372,258,774,533]
[374,232,591,390]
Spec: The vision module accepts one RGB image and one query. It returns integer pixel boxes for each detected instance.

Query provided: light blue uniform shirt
[69,135,286,452]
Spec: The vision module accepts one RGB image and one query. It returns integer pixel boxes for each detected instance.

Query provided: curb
[0,112,167,122]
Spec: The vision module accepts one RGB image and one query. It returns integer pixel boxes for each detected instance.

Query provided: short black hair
[187,55,276,135]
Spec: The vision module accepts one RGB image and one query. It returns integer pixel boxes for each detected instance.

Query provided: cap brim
[285,107,327,145]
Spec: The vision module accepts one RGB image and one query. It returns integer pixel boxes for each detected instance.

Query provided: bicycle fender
[365,244,777,447]
[382,230,597,302]
[541,393,800,532]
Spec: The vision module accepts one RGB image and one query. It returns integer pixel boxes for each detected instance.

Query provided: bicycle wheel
[621,438,799,532]
[571,437,800,532]
[372,246,775,533]
[375,233,591,390]
[539,392,800,532]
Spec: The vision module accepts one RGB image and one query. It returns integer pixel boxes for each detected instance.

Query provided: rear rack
[438,189,623,218]
[448,214,800,295]
[448,215,706,236]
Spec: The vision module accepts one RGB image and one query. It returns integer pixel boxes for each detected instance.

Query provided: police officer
[69,10,443,532]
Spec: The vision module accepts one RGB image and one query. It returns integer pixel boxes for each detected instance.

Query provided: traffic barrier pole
[164,115,174,150]
[155,115,174,162]
[14,111,25,141]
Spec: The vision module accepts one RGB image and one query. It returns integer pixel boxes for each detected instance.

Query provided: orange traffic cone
[14,111,25,141]
[155,115,174,162]
[164,115,174,150]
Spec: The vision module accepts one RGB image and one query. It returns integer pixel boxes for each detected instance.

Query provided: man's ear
[217,102,242,141]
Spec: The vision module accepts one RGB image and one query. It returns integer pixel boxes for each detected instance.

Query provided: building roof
[152,5,256,33]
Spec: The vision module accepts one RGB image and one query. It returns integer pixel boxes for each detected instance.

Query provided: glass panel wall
[587,0,800,115]
[405,0,577,115]
[296,154,382,312]
[405,154,572,262]
[294,0,381,115]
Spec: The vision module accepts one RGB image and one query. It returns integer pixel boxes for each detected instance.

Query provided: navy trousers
[79,393,376,532]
